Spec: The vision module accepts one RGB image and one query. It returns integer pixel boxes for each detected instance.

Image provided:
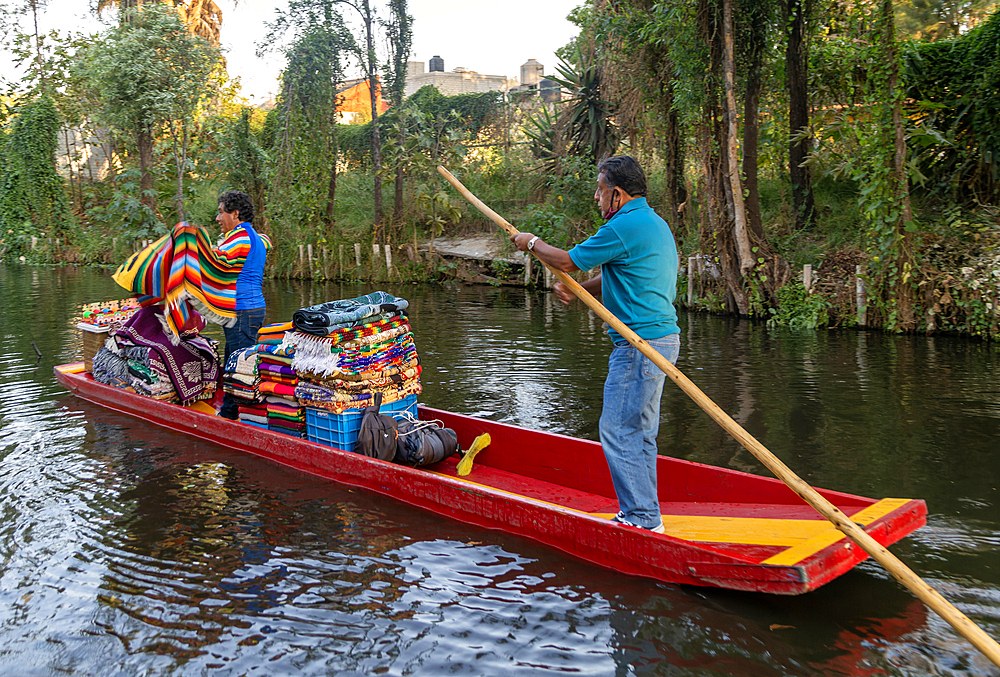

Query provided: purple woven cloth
[258,362,296,378]
[116,306,219,404]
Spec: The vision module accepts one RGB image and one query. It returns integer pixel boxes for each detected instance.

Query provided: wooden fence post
[354,243,362,268]
[339,244,345,278]
[803,264,813,292]
[298,244,305,278]
[372,243,381,280]
[524,255,532,286]
[687,256,696,306]
[307,243,314,278]
[856,265,867,326]
[384,244,393,279]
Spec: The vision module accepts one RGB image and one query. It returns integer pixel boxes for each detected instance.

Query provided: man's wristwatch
[527,236,539,251]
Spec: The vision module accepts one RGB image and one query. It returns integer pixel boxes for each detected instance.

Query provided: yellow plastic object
[455,433,491,476]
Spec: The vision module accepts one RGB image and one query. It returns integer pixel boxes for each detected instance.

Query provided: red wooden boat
[55,362,926,595]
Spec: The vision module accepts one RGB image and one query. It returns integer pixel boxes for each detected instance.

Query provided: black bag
[394,416,459,467]
[355,392,398,461]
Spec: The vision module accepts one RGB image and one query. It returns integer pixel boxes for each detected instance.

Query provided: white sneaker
[613,512,664,534]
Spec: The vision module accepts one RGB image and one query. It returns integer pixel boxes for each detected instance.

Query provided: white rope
[394,411,443,435]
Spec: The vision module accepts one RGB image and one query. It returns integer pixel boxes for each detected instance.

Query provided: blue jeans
[600,334,680,530]
[219,307,266,419]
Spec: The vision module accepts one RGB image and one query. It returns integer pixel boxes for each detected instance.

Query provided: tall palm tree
[96,0,225,46]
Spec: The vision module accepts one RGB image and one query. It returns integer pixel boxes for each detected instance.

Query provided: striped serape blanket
[112,222,272,340]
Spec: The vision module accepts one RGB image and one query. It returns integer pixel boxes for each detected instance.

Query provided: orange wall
[337,79,390,115]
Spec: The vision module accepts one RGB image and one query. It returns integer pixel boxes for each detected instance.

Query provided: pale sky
[5,0,584,104]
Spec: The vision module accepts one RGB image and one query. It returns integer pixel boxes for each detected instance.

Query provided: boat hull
[54,363,926,594]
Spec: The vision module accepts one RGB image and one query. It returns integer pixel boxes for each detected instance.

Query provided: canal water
[2,262,999,676]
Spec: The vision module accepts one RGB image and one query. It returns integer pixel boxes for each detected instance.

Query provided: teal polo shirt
[568,197,679,343]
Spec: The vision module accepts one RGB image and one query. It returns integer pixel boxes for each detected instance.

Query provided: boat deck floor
[429,460,910,566]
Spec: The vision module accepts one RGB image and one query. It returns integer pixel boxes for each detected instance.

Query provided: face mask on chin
[601,189,620,220]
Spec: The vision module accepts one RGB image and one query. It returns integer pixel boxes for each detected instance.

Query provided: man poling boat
[437,163,1000,669]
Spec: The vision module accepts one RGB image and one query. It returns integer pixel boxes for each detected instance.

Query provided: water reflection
[2,264,1000,675]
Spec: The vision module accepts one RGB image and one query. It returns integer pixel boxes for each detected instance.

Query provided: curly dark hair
[218,191,254,223]
[597,156,647,197]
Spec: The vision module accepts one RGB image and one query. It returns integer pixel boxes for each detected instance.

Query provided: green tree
[0,95,72,253]
[786,0,815,229]
[97,0,225,46]
[263,0,352,259]
[79,3,219,221]
[896,0,997,39]
[340,0,386,236]
[217,106,269,227]
[382,0,412,224]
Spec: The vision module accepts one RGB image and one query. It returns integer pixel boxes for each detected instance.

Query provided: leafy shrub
[769,282,831,330]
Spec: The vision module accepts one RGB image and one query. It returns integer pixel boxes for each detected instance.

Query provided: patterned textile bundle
[320,315,407,345]
[222,346,262,403]
[304,362,422,393]
[287,325,416,379]
[92,306,219,405]
[292,291,409,336]
[296,379,422,414]
[112,222,271,340]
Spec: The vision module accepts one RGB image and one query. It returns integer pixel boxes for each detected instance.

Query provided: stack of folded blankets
[285,292,422,417]
[223,346,262,412]
[257,321,292,347]
[93,305,219,405]
[249,323,302,437]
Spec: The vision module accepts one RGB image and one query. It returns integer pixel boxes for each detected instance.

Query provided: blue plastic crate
[306,394,417,452]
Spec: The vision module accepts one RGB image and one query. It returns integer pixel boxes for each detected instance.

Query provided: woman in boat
[510,156,680,534]
[216,190,272,420]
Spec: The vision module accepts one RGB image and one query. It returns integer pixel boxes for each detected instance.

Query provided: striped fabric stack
[255,323,305,437]
[286,301,422,416]
[238,400,268,429]
[257,321,292,347]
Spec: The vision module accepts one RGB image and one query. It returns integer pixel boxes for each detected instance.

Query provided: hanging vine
[0,95,72,258]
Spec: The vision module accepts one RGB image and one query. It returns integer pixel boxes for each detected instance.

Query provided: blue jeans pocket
[642,335,680,378]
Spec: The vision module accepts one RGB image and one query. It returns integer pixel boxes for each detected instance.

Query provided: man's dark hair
[218,191,254,223]
[597,156,647,197]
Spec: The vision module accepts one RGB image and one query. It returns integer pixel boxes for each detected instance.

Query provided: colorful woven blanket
[297,381,422,414]
[113,222,270,339]
[292,292,409,336]
[114,306,220,405]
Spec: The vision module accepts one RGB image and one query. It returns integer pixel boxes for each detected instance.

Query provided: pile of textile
[256,323,303,437]
[223,346,263,420]
[92,305,219,405]
[285,292,422,423]
[112,222,257,340]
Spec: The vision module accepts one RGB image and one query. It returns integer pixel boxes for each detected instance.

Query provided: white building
[403,56,511,98]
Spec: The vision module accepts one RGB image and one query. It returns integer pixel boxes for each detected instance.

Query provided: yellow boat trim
[595,498,910,565]
[760,498,911,565]
[57,362,85,374]
[426,470,587,514]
